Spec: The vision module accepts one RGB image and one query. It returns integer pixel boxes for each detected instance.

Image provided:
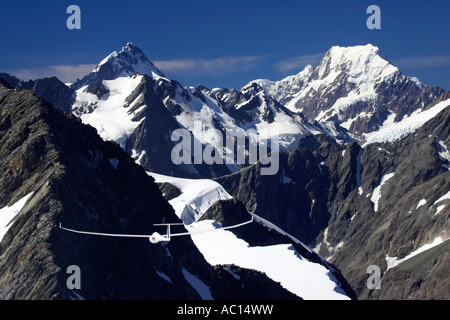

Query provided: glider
[59,216,253,244]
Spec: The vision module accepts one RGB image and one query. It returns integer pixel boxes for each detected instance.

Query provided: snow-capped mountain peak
[250,44,444,137]
[72,43,165,90]
[318,44,398,81]
[94,42,165,78]
[116,42,165,78]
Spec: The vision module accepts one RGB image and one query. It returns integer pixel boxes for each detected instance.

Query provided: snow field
[370,172,395,212]
[73,75,146,147]
[385,236,447,271]
[363,98,450,146]
[149,172,350,300]
[0,193,34,242]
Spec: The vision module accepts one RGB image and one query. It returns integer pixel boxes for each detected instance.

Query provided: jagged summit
[318,44,398,80]
[251,44,444,137]
[107,42,164,77]
[71,42,165,90]
[252,44,397,101]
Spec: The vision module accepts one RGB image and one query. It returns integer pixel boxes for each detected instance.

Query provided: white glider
[59,216,253,244]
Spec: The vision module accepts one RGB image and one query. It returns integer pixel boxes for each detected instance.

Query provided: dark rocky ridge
[0,73,75,113]
[214,264,302,300]
[0,82,300,300]
[0,80,198,299]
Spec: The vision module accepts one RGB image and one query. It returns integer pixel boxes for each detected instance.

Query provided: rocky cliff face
[216,97,450,299]
[215,135,332,245]
[327,100,450,300]
[0,81,299,300]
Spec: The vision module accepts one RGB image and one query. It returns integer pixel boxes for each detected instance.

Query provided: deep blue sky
[0,0,449,90]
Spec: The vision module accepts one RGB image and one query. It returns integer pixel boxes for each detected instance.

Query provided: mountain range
[0,77,353,299]
[0,42,448,300]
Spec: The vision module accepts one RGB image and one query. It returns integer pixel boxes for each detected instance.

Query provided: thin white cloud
[4,56,265,84]
[275,53,324,73]
[393,55,450,68]
[154,55,265,75]
[4,64,97,84]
